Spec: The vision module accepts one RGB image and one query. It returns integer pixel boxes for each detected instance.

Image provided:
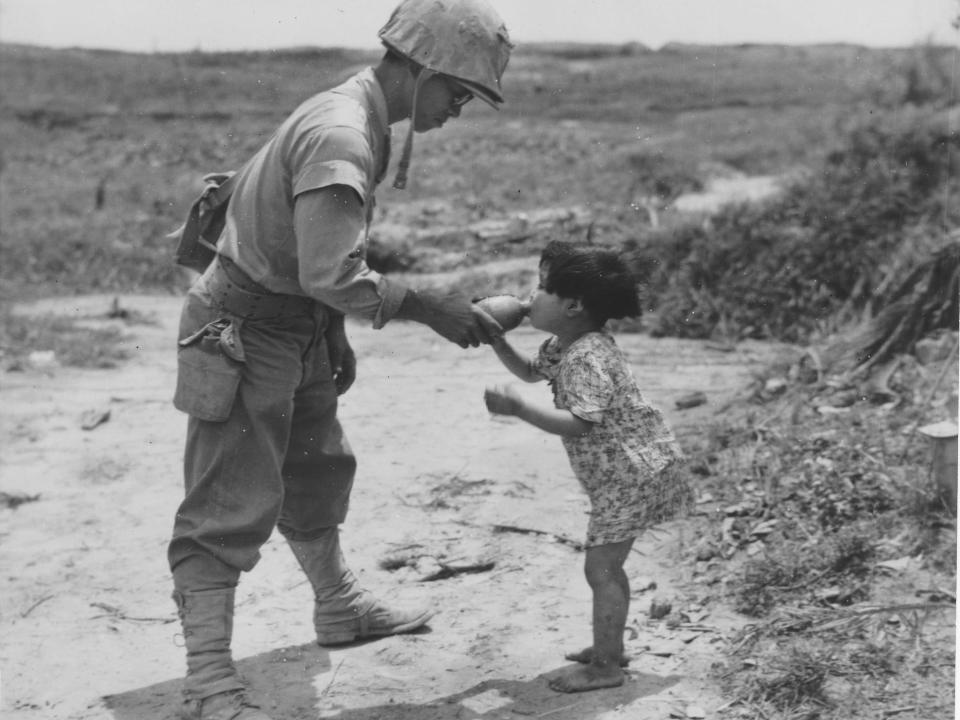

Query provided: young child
[484,240,692,694]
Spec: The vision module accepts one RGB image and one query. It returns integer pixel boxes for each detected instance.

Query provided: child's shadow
[105,647,682,720]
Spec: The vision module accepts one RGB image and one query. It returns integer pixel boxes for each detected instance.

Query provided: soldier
[168,2,512,718]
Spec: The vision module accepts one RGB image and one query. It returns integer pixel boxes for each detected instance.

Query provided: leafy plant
[633,107,960,343]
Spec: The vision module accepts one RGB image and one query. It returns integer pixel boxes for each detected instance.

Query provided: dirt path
[0,294,790,720]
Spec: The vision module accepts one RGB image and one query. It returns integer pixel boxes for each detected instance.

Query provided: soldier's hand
[397,288,503,348]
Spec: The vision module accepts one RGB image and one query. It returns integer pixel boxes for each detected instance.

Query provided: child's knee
[583,555,616,588]
[583,540,633,586]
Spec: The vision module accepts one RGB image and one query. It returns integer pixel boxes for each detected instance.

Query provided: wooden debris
[379,543,496,582]
[21,594,54,618]
[89,602,175,623]
[646,640,684,657]
[827,242,959,373]
[421,559,496,582]
[491,523,584,551]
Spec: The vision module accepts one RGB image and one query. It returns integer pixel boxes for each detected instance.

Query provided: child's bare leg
[550,538,634,693]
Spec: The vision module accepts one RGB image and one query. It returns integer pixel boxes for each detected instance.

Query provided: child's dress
[532,330,692,546]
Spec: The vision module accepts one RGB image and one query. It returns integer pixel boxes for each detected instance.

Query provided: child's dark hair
[539,240,641,323]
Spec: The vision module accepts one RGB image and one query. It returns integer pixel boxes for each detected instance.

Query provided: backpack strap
[169,171,239,272]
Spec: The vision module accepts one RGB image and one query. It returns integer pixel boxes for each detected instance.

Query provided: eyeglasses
[447,79,473,108]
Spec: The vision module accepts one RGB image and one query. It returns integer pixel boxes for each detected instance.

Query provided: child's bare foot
[548,663,624,693]
[564,646,629,667]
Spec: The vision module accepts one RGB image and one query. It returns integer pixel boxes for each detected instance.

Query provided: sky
[0,0,957,53]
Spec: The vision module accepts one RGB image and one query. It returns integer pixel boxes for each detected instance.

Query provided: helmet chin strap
[393,68,434,190]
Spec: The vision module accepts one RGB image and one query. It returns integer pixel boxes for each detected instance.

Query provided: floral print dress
[532,330,692,546]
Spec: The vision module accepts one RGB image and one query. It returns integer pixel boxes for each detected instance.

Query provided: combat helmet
[379,0,513,109]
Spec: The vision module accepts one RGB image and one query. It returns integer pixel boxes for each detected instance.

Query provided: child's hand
[484,384,524,416]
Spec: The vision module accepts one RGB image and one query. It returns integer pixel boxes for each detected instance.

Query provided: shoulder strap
[199,171,238,208]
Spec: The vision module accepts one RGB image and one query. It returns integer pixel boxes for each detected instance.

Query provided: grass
[721,607,955,720]
[685,347,957,720]
[0,308,137,369]
[4,41,947,300]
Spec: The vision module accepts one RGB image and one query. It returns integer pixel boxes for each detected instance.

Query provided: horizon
[5,36,957,57]
[0,0,956,54]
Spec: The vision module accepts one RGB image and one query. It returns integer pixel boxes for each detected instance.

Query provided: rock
[817,405,850,415]
[829,389,859,408]
[694,541,717,561]
[649,597,673,619]
[413,556,444,580]
[823,675,854,703]
[675,391,707,409]
[915,332,958,365]
[80,408,111,431]
[764,377,788,395]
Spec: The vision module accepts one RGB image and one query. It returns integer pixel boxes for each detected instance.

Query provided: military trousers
[168,257,357,579]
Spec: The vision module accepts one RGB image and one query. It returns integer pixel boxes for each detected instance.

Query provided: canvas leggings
[168,261,356,587]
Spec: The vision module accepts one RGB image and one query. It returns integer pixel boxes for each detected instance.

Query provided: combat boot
[181,689,272,720]
[173,587,272,720]
[287,528,433,646]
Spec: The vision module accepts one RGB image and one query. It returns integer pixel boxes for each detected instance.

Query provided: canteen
[475,294,530,331]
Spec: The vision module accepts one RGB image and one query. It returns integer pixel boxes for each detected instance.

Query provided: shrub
[636,107,960,342]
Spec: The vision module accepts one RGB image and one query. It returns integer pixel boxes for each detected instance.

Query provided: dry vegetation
[0,39,957,720]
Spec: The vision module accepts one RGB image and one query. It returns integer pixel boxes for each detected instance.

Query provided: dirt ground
[1,292,791,720]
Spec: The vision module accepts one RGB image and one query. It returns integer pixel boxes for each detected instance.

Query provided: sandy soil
[0,293,790,720]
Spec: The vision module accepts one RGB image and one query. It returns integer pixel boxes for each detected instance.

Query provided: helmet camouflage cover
[379,0,513,108]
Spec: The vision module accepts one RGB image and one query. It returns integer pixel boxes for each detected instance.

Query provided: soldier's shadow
[105,644,682,720]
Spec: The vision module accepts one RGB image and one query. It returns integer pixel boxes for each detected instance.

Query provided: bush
[635,107,960,342]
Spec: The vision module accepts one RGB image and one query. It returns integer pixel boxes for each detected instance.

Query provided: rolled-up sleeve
[296,159,367,205]
[293,185,407,328]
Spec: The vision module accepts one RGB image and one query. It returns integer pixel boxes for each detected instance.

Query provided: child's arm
[484,385,592,437]
[489,337,541,383]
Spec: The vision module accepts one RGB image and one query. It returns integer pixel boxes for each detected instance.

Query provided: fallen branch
[770,568,831,592]
[319,658,345,698]
[89,602,176,624]
[491,524,584,551]
[917,586,957,602]
[421,561,496,582]
[792,602,953,635]
[883,704,951,718]
[677,623,719,633]
[21,594,54,618]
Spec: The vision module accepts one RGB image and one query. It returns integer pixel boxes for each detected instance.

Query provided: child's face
[528,264,568,334]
